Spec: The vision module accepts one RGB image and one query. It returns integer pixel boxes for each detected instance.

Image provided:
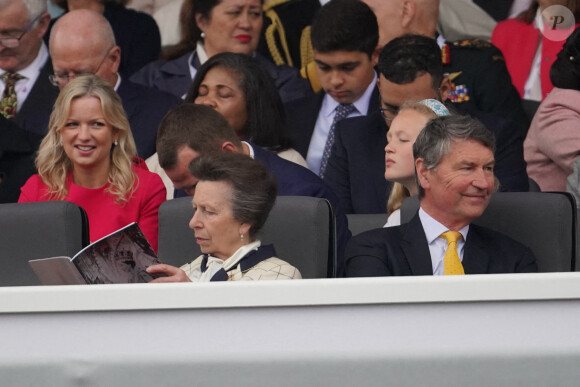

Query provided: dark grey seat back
[400,192,577,272]
[158,196,335,278]
[0,201,89,286]
[347,214,388,236]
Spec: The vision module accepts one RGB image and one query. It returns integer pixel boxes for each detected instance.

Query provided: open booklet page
[30,223,163,284]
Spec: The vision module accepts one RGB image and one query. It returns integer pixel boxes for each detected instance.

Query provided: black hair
[551,27,580,91]
[163,0,264,60]
[378,34,443,90]
[184,52,293,152]
[310,0,378,57]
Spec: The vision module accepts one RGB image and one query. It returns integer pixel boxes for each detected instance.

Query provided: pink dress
[19,163,166,252]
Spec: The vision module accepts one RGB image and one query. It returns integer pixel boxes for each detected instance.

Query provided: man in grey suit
[345,114,537,277]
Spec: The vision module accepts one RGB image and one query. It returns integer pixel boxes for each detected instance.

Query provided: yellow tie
[440,231,465,275]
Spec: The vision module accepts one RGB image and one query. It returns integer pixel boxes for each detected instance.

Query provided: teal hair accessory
[419,99,450,117]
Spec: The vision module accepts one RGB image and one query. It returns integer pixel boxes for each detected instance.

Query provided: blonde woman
[384,99,449,227]
[19,75,166,251]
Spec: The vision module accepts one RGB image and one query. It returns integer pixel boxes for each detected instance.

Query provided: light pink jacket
[524,87,580,191]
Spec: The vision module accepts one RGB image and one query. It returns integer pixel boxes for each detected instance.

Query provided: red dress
[491,18,574,99]
[18,163,166,252]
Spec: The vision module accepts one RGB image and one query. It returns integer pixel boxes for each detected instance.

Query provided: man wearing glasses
[324,34,530,214]
[48,9,180,159]
[0,0,58,135]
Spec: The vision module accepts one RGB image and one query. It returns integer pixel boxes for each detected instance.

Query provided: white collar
[418,207,469,244]
[206,240,261,270]
[1,43,48,79]
[321,71,377,118]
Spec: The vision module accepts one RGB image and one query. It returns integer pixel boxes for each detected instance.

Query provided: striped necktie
[319,103,356,178]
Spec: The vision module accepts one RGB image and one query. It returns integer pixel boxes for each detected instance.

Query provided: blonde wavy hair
[36,75,138,205]
[386,101,437,214]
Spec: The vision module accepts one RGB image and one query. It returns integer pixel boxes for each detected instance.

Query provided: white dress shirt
[0,43,49,113]
[522,9,544,101]
[306,72,377,174]
[418,208,469,275]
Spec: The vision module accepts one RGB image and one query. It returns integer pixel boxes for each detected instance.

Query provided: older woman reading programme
[148,152,301,282]
[18,75,166,251]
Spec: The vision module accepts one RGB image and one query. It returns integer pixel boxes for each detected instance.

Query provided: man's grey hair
[413,114,495,197]
[0,0,48,21]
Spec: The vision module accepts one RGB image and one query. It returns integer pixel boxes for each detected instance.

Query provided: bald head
[49,9,121,89]
[362,0,439,47]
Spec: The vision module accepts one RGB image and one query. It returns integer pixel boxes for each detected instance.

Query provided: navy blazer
[14,59,59,136]
[131,50,312,103]
[251,143,351,277]
[117,79,181,159]
[324,103,529,214]
[345,213,537,277]
[285,87,380,158]
[324,111,391,214]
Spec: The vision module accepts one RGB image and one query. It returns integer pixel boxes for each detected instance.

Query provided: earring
[240,233,244,242]
[59,139,63,147]
[114,139,118,146]
[201,31,206,39]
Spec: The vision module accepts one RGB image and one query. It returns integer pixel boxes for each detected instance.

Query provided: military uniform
[442,38,529,129]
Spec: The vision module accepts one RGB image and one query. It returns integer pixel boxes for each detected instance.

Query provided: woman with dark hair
[130,0,311,102]
[184,52,305,165]
[524,27,580,190]
[148,152,301,282]
[492,0,580,101]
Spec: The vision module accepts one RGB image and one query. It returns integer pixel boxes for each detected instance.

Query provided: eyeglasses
[0,15,41,48]
[49,49,111,87]
[379,101,399,122]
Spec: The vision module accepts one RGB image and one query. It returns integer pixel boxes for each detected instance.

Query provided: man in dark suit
[284,0,380,177]
[48,9,180,159]
[325,34,529,214]
[155,103,351,277]
[0,0,58,135]
[346,114,537,277]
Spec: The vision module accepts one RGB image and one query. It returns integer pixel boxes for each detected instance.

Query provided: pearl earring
[240,233,244,241]
[201,31,206,38]
[114,139,118,146]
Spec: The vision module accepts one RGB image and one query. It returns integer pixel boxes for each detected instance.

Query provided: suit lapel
[462,225,491,274]
[290,92,325,157]
[116,80,137,119]
[367,86,380,115]
[16,60,59,135]
[401,214,433,275]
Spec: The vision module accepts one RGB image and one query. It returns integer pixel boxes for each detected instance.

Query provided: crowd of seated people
[4,0,580,281]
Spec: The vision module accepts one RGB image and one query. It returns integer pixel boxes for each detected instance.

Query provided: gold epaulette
[264,3,293,66]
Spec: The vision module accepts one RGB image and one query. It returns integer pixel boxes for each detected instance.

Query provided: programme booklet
[29,222,164,285]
